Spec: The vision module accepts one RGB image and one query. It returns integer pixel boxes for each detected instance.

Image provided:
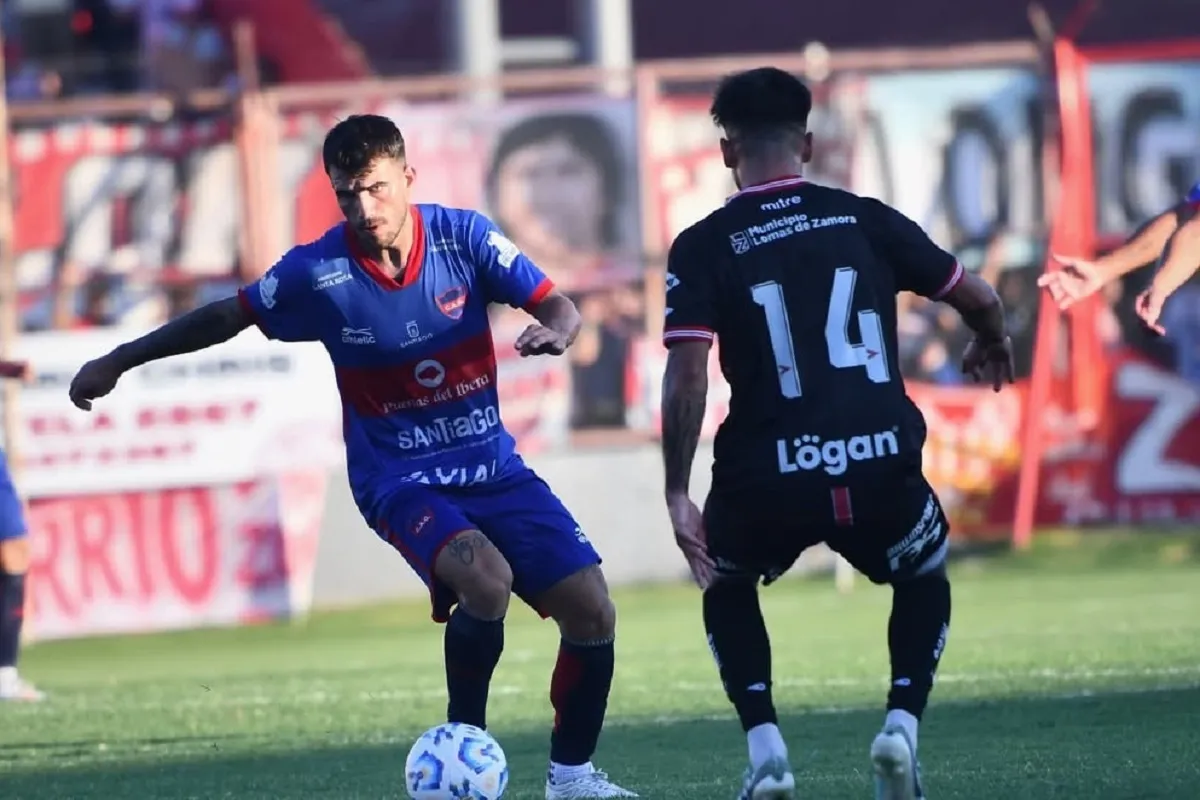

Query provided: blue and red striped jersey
[1187,180,1200,207]
[237,204,553,517]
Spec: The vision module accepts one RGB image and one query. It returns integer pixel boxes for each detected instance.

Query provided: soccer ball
[404,723,509,799]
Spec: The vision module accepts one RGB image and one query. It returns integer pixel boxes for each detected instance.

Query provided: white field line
[18,663,1200,715]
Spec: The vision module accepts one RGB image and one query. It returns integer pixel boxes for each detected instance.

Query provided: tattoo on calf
[445,532,490,566]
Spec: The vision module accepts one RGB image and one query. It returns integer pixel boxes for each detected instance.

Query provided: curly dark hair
[710,67,812,157]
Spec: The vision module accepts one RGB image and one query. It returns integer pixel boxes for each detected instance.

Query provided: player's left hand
[1134,288,1166,336]
[961,336,1015,392]
[514,324,569,357]
[666,491,714,590]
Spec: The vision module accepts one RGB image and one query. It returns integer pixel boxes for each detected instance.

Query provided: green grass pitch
[2,532,1199,799]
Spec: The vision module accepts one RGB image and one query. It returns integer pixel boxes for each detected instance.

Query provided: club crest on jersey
[730,232,751,254]
[437,286,468,319]
[410,506,436,537]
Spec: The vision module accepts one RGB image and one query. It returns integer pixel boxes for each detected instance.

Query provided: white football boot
[870,725,926,800]
[0,668,45,702]
[736,755,795,799]
[545,766,639,799]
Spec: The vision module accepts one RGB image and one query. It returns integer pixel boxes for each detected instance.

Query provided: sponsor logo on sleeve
[487,230,521,268]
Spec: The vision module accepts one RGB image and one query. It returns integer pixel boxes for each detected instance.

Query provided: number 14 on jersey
[751,266,891,398]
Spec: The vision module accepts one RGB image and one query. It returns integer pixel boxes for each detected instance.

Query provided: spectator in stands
[79,0,144,94]
[914,338,963,385]
[6,59,65,102]
[485,111,641,429]
[143,0,231,96]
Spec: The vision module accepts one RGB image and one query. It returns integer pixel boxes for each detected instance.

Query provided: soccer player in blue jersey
[1040,180,1200,333]
[0,358,43,702]
[69,115,636,799]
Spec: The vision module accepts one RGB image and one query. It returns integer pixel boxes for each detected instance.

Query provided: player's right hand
[1134,288,1167,335]
[69,355,124,411]
[961,336,1015,392]
[666,491,715,590]
[1037,255,1105,310]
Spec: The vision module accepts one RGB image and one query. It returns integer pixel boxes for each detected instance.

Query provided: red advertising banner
[25,471,328,641]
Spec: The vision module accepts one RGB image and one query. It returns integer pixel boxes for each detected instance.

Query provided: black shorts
[703,471,949,585]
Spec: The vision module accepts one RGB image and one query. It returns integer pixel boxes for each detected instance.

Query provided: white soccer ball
[404,723,509,800]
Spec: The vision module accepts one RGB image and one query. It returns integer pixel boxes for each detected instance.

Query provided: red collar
[726,175,806,204]
[344,205,426,290]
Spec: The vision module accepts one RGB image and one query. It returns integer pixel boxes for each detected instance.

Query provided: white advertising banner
[3,328,345,498]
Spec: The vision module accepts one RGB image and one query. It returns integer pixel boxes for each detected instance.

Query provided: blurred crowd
[4,0,235,101]
[900,234,1044,386]
[6,5,1198,429]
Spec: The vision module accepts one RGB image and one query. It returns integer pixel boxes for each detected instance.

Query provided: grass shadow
[2,686,1198,799]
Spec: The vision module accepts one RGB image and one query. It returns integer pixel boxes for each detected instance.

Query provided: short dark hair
[485,112,624,248]
[322,114,406,176]
[710,67,813,154]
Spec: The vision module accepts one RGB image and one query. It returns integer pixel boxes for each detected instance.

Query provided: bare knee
[541,565,616,642]
[434,530,512,620]
[0,538,29,574]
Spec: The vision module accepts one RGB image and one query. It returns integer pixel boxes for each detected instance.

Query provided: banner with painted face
[8,95,639,438]
[382,97,644,430]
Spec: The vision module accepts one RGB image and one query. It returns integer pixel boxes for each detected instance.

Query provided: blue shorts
[374,466,600,622]
[0,457,26,542]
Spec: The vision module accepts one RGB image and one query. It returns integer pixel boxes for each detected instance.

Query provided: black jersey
[663,176,964,489]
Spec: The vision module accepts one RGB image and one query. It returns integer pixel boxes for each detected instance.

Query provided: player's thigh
[375,486,513,622]
[0,466,29,573]
[457,468,601,616]
[704,486,819,584]
[826,477,949,585]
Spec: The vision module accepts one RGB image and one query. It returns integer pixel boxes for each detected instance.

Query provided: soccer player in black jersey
[658,67,1015,800]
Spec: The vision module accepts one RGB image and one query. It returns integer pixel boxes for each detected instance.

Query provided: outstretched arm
[1088,204,1189,283]
[70,297,253,410]
[1042,201,1195,309]
[111,296,253,371]
[661,341,709,495]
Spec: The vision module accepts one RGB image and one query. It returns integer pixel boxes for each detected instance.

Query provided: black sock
[443,606,505,729]
[886,570,952,719]
[702,578,777,732]
[0,571,25,668]
[549,637,615,766]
